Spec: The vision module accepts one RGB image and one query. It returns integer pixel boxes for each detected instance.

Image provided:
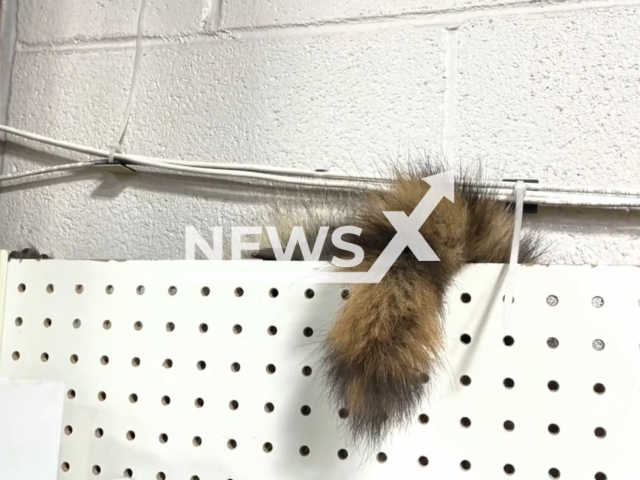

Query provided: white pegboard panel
[1,258,640,480]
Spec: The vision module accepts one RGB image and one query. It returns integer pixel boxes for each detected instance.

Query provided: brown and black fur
[254,162,542,446]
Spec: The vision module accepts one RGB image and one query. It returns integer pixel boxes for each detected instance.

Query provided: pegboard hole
[18,283,26,292]
[70,354,79,364]
[460,293,471,303]
[67,389,76,399]
[547,337,559,349]
[376,452,387,463]
[129,393,138,403]
[299,446,310,456]
[231,362,241,372]
[269,288,279,298]
[548,423,560,435]
[134,321,143,331]
[460,417,472,428]
[549,468,561,478]
[460,460,471,471]
[264,402,275,413]
[41,352,49,362]
[166,322,175,332]
[46,284,54,293]
[266,364,276,374]
[136,285,145,295]
[234,287,244,297]
[341,289,350,299]
[190,476,199,480]
[98,391,107,401]
[100,355,109,365]
[15,317,23,326]
[503,378,515,389]
[229,400,239,410]
[92,465,101,475]
[305,288,315,299]
[418,456,429,467]
[193,436,202,447]
[546,295,559,306]
[132,357,141,367]
[301,405,311,416]
[337,449,349,460]
[43,318,52,328]
[199,323,208,333]
[73,319,81,329]
[195,398,204,408]
[64,425,73,435]
[95,428,104,438]
[595,427,607,438]
[159,433,168,443]
[61,462,70,472]
[504,420,515,431]
[338,408,349,419]
[75,284,84,294]
[124,469,133,478]
[460,334,472,344]
[11,351,20,361]
[156,473,166,480]
[595,473,607,480]
[201,286,210,297]
[268,325,278,336]
[105,285,114,294]
[233,324,242,334]
[504,464,516,475]
[168,286,177,296]
[161,395,171,405]
[197,360,206,370]
[594,383,606,394]
[126,430,136,441]
[548,380,560,392]
[102,320,111,330]
[302,366,312,376]
[263,442,273,453]
[227,439,237,450]
[163,359,173,369]
[303,327,314,337]
[460,375,472,386]
[503,335,515,346]
[418,413,429,424]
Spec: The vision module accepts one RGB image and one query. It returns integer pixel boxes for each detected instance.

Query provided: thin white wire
[0,161,100,182]
[108,0,147,161]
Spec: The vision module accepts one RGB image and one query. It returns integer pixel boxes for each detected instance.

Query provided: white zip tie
[502,181,526,329]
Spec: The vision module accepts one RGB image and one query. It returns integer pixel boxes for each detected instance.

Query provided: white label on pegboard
[1,260,639,480]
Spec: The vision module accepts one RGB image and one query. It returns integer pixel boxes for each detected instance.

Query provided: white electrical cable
[0,161,100,182]
[2,123,640,208]
[108,0,147,162]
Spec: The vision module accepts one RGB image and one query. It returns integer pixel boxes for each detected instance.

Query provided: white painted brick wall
[1,0,640,263]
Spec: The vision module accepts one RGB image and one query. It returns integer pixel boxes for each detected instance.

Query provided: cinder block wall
[1,0,639,262]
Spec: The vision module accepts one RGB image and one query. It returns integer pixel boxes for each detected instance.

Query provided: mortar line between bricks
[15,0,640,54]
[442,28,458,159]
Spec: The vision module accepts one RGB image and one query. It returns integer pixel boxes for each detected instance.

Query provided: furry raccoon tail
[252,162,542,445]
[322,271,445,444]
[318,166,542,446]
